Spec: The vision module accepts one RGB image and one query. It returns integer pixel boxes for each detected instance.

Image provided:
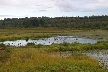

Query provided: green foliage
[0,33,52,41]
[36,44,44,48]
[26,43,35,46]
[0,15,108,30]
[44,40,108,52]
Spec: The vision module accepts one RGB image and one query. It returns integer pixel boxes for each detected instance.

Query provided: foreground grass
[0,48,107,72]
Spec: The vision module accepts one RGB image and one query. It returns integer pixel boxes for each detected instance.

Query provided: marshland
[0,16,108,72]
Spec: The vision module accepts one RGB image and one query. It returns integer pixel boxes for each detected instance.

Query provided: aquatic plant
[26,43,35,46]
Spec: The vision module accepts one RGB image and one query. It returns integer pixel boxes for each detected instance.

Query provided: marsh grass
[0,28,72,34]
[0,29,108,41]
[38,40,108,52]
[0,48,107,72]
[0,48,12,63]
[70,30,108,40]
[0,43,6,48]
[0,33,52,41]
[0,29,108,71]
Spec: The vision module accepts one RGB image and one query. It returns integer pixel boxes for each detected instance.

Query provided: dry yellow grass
[0,48,106,72]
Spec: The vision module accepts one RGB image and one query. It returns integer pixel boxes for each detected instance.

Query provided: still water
[84,50,108,69]
[0,36,98,47]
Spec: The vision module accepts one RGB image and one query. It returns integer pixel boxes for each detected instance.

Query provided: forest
[0,15,108,29]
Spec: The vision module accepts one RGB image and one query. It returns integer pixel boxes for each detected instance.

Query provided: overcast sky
[0,0,108,19]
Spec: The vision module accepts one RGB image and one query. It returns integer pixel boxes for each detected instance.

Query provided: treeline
[0,15,108,29]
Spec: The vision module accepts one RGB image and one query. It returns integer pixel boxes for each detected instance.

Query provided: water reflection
[1,36,98,47]
[84,50,108,69]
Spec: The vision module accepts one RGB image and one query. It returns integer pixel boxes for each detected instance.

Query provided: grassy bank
[21,40,108,52]
[0,33,52,41]
[47,41,108,52]
[0,48,107,72]
[0,29,108,41]
[0,28,76,41]
[0,28,73,34]
[1,38,108,52]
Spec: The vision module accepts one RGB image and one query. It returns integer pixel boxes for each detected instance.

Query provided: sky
[0,0,108,19]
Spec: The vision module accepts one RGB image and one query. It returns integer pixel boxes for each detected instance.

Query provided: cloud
[0,15,16,20]
[83,0,108,11]
[0,0,108,18]
[0,15,13,17]
[39,10,47,12]
[0,0,56,11]
[54,0,78,12]
[53,0,108,12]
[1,0,108,12]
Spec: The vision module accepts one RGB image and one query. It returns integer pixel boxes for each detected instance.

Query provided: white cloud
[0,0,108,12]
[0,0,108,18]
[0,0,56,11]
[0,15,13,17]
[84,0,108,10]
[54,0,78,12]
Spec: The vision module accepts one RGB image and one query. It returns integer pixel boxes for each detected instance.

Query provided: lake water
[84,50,108,69]
[0,36,98,47]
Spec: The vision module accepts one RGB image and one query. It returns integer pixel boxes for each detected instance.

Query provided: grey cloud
[0,0,55,10]
[0,0,78,12]
[34,3,55,12]
[83,0,108,11]
[0,15,13,17]
[54,0,108,12]
[54,0,78,12]
[81,9,96,12]
[39,10,47,12]
[0,0,108,13]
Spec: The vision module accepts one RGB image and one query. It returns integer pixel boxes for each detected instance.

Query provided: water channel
[0,36,98,47]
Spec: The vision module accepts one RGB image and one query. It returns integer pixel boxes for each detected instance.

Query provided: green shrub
[26,43,35,46]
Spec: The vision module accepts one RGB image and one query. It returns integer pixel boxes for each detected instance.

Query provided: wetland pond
[0,36,99,47]
[0,35,108,69]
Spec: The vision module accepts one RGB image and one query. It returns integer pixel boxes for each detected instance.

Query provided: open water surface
[0,36,98,47]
